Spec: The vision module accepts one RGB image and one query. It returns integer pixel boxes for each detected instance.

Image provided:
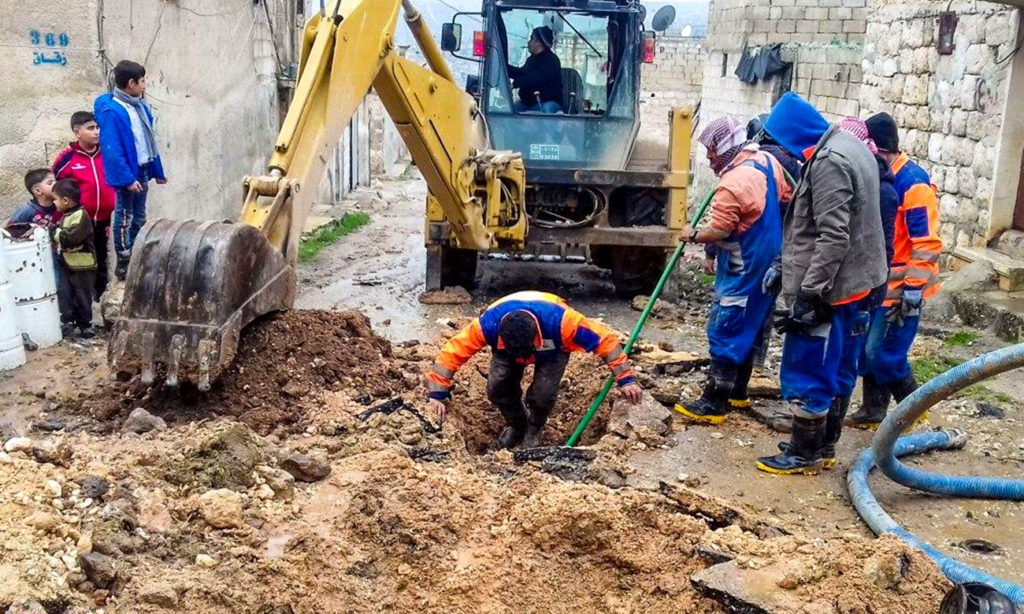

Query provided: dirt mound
[79,310,405,435]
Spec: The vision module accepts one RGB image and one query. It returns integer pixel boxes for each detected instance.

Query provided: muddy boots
[114,255,130,282]
[728,353,756,411]
[846,374,891,429]
[675,361,735,424]
[521,403,551,449]
[756,415,826,475]
[820,396,850,470]
[496,402,527,449]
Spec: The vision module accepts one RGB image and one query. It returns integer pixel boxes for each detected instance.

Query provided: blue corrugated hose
[848,343,1024,606]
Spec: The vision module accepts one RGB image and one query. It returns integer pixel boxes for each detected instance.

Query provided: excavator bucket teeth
[108,219,296,390]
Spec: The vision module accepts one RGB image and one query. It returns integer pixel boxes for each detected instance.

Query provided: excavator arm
[109,0,527,390]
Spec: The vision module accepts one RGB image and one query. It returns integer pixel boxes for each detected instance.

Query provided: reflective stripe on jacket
[427,291,634,400]
[886,153,942,306]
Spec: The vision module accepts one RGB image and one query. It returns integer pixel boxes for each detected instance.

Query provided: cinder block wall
[639,36,707,144]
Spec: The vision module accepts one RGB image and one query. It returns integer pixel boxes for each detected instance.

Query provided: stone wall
[0,0,296,222]
[639,36,707,144]
[860,0,1021,249]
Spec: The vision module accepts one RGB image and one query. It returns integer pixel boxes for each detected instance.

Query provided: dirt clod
[198,489,244,529]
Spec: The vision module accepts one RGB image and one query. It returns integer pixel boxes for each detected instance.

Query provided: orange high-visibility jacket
[886,153,942,306]
[427,291,635,400]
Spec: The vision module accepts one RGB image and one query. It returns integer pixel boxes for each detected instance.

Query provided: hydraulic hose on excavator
[848,344,1024,606]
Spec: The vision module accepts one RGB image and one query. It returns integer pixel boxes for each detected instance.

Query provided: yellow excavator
[109,0,691,390]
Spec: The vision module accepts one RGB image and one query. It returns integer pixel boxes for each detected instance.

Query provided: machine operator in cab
[426,291,642,449]
[508,26,564,113]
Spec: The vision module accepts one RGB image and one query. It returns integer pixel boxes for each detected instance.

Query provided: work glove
[775,291,833,335]
[886,288,924,327]
[761,262,782,295]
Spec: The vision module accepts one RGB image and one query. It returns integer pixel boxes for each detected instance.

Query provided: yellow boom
[109,0,527,389]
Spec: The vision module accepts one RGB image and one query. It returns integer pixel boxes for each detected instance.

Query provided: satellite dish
[652,6,676,33]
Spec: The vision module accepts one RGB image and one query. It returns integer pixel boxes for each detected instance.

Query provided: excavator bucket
[108,219,296,390]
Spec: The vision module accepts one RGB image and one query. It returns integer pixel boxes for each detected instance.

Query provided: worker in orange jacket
[847,113,942,428]
[427,291,642,449]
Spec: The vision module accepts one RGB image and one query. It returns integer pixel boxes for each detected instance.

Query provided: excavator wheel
[610,246,667,298]
[426,245,478,291]
[108,218,296,390]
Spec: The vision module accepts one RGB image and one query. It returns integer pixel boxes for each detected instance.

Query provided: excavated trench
[40,309,955,613]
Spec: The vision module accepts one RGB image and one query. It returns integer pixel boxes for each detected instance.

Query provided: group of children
[6,59,167,340]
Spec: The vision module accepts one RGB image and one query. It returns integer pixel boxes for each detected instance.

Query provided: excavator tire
[610,246,666,298]
[108,219,296,390]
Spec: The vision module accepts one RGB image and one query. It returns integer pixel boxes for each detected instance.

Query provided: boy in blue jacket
[94,60,167,280]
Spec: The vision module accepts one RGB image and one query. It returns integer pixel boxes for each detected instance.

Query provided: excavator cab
[438,0,689,295]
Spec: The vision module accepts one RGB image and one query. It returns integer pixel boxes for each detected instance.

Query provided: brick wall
[639,36,707,143]
[860,0,1019,249]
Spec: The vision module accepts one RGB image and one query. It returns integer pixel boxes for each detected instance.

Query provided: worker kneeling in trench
[427,291,642,449]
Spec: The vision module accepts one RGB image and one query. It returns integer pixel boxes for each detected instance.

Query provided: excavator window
[498,9,614,115]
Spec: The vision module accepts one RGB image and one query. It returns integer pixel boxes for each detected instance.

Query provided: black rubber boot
[114,255,130,281]
[496,401,527,449]
[820,396,850,470]
[756,415,826,475]
[729,352,756,410]
[675,361,736,424]
[521,404,551,449]
[846,374,891,430]
[889,374,929,427]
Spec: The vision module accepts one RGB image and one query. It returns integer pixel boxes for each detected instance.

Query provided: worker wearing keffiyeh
[674,116,792,425]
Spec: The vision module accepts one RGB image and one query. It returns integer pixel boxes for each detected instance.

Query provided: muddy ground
[0,171,1020,613]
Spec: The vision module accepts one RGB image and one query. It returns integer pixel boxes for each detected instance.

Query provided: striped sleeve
[902,183,942,293]
[427,319,487,401]
[560,309,635,386]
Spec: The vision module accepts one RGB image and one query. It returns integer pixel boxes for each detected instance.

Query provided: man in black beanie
[848,112,943,429]
[508,25,564,113]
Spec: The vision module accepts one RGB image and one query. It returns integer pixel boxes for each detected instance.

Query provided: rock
[863,552,904,590]
[926,260,997,322]
[630,295,684,319]
[79,476,110,500]
[123,408,167,434]
[257,466,295,499]
[607,392,672,440]
[31,440,73,466]
[45,479,63,497]
[0,421,20,441]
[198,489,244,529]
[25,510,61,532]
[4,436,33,453]
[195,553,218,568]
[256,484,276,499]
[280,452,331,482]
[7,601,47,614]
[77,531,94,555]
[139,582,179,608]
[79,552,116,589]
[163,424,264,490]
[33,418,67,432]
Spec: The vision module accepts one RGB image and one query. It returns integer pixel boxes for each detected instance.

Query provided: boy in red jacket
[53,111,115,299]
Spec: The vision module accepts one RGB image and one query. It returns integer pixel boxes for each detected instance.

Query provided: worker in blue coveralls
[757,93,887,475]
[674,116,790,424]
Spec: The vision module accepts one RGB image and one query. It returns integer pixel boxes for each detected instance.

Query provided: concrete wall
[860,0,1020,249]
[0,0,294,222]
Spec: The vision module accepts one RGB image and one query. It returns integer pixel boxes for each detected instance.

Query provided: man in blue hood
[757,93,887,475]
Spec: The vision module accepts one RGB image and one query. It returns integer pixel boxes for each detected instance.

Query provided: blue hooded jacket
[764,92,830,159]
[93,93,166,188]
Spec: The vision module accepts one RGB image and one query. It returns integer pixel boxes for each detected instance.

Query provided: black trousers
[60,268,95,328]
[487,352,570,430]
[93,219,111,299]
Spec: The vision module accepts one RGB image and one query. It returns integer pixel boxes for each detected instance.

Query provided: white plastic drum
[2,226,62,348]
[0,237,26,370]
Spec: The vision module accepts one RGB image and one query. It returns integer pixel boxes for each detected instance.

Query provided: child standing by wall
[53,111,116,300]
[94,60,167,281]
[52,180,97,339]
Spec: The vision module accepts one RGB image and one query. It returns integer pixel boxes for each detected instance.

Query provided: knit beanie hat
[865,112,900,153]
[532,26,555,50]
